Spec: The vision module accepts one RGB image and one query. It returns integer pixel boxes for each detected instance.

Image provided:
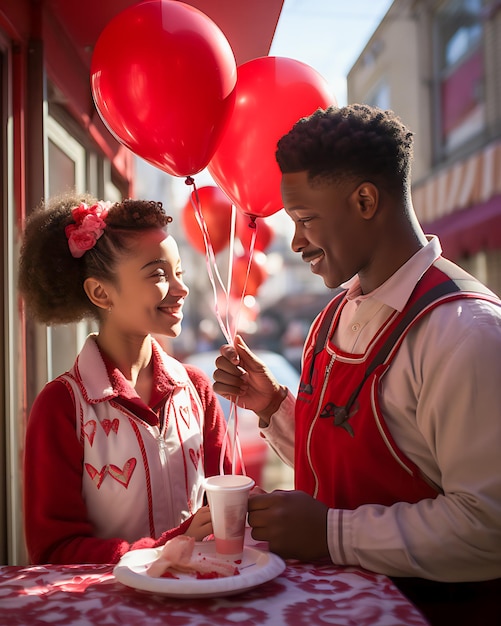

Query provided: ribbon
[186,177,259,477]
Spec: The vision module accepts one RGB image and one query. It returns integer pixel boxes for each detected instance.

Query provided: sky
[269,0,394,106]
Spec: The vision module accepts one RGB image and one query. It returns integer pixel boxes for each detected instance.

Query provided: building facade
[348,0,501,292]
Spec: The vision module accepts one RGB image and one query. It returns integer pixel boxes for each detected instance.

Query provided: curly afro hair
[18,194,173,325]
[276,104,414,193]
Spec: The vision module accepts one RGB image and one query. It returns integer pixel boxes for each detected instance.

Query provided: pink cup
[205,474,255,560]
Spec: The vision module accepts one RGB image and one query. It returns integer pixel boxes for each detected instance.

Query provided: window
[366,79,391,111]
[47,116,86,195]
[436,0,485,155]
[46,117,96,379]
[438,0,482,69]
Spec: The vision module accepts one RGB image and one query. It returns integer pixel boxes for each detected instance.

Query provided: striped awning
[413,139,501,259]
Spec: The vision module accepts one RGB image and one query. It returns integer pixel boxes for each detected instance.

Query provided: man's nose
[291,226,307,253]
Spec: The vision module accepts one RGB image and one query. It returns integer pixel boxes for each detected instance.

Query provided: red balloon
[231,251,268,298]
[91,0,237,177]
[208,56,336,218]
[182,186,233,255]
[237,214,274,252]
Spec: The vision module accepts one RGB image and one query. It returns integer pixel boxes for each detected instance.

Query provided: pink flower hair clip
[65,201,112,258]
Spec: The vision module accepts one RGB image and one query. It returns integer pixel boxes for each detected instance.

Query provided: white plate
[113,541,286,598]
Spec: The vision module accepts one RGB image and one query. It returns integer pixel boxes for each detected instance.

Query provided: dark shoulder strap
[302,263,498,402]
[433,256,496,296]
[341,270,498,416]
[356,278,465,385]
[308,261,500,437]
[300,289,347,394]
[313,291,347,356]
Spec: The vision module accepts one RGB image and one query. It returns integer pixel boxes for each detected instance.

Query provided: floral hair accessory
[65,201,112,258]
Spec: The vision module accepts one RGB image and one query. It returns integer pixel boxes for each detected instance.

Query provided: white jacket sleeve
[259,389,296,468]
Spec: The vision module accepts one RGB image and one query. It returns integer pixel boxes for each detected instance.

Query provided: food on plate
[146,535,240,579]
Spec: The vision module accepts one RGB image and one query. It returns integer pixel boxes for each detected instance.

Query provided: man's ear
[353,182,378,220]
[83,278,112,311]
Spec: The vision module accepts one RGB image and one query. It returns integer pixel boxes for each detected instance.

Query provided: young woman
[19,195,231,564]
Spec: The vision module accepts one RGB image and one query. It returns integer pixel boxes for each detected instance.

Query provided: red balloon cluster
[231,251,268,298]
[91,0,336,219]
[91,1,337,302]
[181,186,233,255]
[182,185,276,258]
[91,0,236,177]
[236,214,274,253]
[209,56,335,218]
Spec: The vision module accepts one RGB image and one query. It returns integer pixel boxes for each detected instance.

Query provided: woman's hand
[185,505,212,541]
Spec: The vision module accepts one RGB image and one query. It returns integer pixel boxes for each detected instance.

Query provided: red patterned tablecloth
[0,558,429,625]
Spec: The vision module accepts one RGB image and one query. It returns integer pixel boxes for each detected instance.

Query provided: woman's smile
[158,301,184,321]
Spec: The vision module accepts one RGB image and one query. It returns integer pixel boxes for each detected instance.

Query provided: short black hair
[276,104,414,193]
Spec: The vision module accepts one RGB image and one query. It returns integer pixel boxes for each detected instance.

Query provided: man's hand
[248,490,329,561]
[213,335,287,422]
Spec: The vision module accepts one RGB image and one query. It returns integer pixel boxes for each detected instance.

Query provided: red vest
[295,258,498,509]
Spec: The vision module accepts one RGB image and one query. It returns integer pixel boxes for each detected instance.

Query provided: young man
[213,105,501,624]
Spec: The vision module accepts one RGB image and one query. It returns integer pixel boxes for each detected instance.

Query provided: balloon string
[221,202,244,476]
[219,401,246,477]
[188,183,232,345]
[232,217,257,336]
[186,177,244,477]
[226,204,237,341]
[221,215,256,476]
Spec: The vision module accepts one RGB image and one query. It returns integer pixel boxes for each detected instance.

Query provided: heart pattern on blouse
[83,420,97,446]
[85,458,137,489]
[101,418,119,436]
[189,446,202,470]
[179,405,190,428]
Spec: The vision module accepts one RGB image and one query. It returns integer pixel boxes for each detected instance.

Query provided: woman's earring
[108,305,113,313]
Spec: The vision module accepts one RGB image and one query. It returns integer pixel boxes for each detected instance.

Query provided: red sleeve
[185,364,233,476]
[23,380,191,565]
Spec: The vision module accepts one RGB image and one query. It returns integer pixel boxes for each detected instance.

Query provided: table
[0,555,429,625]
